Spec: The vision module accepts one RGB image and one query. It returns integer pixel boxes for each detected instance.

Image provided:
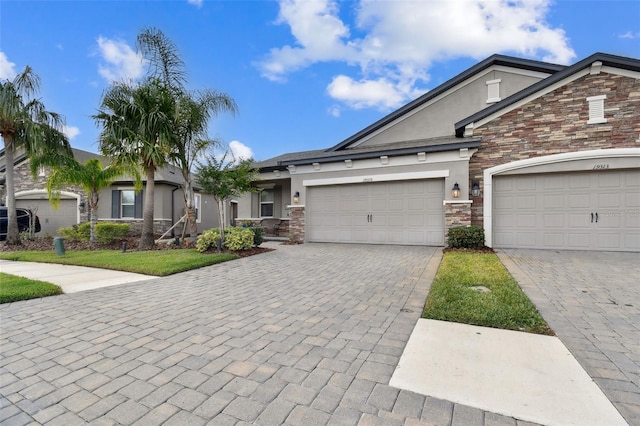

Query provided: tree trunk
[3,134,21,245]
[217,197,225,242]
[89,190,99,243]
[183,177,198,242]
[139,166,156,249]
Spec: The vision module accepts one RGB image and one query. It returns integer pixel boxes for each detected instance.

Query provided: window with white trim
[587,95,607,124]
[260,189,274,217]
[486,79,501,103]
[121,190,135,218]
[194,193,202,223]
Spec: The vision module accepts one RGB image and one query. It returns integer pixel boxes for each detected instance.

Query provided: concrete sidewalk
[0,259,153,293]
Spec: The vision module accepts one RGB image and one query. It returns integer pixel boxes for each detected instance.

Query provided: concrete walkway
[499,249,640,426]
[0,260,153,293]
[0,244,633,425]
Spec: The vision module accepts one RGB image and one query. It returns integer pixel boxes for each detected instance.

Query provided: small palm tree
[46,157,137,242]
[0,66,71,245]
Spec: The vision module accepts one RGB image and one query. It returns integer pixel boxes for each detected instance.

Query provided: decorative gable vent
[587,95,607,124]
[486,79,501,103]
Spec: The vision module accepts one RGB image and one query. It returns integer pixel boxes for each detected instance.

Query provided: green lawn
[0,273,63,304]
[422,252,552,335]
[0,250,239,276]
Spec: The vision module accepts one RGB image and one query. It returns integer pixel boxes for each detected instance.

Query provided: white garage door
[307,179,444,245]
[16,198,78,237]
[493,169,640,251]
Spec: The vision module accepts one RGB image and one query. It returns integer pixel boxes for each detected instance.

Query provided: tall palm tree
[94,78,174,249]
[137,27,238,239]
[172,90,237,239]
[0,66,71,245]
[46,157,137,242]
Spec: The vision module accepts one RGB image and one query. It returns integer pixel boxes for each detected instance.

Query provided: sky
[1,0,639,162]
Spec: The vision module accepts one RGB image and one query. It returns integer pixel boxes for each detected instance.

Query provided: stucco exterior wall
[357,69,547,147]
[468,72,640,225]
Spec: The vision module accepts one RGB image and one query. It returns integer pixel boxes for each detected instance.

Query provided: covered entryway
[306,179,444,245]
[16,191,79,237]
[493,169,639,251]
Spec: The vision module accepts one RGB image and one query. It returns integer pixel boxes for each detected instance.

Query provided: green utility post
[53,237,65,256]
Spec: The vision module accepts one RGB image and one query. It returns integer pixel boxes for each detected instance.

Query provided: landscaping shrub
[196,228,222,253]
[224,227,254,251]
[250,227,265,246]
[95,223,130,245]
[58,222,91,241]
[447,225,485,249]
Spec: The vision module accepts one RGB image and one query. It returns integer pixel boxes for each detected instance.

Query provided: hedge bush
[447,225,485,249]
[58,222,91,241]
[95,223,130,244]
[224,227,255,251]
[250,227,265,246]
[196,228,222,253]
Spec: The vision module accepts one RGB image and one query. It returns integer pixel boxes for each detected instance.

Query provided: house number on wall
[592,164,609,170]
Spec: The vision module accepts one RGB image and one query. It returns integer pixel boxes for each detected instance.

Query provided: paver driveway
[499,249,640,426]
[2,243,534,425]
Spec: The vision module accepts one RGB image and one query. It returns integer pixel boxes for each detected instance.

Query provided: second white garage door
[493,169,640,251]
[307,179,444,245]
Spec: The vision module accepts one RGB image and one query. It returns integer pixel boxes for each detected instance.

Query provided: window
[121,190,135,218]
[260,189,274,217]
[587,95,607,124]
[194,194,202,223]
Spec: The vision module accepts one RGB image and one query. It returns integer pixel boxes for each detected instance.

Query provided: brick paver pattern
[2,243,539,425]
[500,249,640,426]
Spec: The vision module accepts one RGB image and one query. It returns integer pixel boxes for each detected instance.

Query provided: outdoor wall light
[451,183,461,199]
[471,182,480,197]
[293,191,300,204]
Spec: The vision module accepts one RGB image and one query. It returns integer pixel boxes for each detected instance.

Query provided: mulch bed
[0,236,275,257]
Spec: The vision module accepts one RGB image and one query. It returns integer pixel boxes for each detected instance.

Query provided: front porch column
[287,205,305,243]
[444,200,473,231]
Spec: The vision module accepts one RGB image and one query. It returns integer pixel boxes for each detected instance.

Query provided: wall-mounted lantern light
[293,191,300,204]
[451,183,461,199]
[471,182,480,197]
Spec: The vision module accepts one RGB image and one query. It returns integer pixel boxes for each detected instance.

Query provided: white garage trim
[303,170,449,187]
[15,190,81,224]
[483,148,640,247]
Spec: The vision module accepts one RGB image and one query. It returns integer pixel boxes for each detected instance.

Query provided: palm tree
[172,90,237,240]
[0,66,71,245]
[46,157,136,242]
[137,27,237,240]
[94,78,174,249]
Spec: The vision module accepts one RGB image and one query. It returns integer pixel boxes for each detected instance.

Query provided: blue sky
[1,0,639,161]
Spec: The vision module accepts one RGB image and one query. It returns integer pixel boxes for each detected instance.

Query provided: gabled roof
[454,52,640,136]
[328,54,566,152]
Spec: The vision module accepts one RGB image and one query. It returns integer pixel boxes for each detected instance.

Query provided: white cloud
[229,140,254,160]
[259,0,576,110]
[619,31,640,39]
[0,52,17,80]
[328,105,341,117]
[62,125,80,140]
[327,75,406,110]
[187,0,203,7]
[96,36,145,83]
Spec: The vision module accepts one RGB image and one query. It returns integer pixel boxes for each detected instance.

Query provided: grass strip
[422,252,552,335]
[0,273,63,304]
[0,250,238,276]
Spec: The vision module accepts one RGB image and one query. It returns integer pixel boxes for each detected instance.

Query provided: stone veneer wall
[444,201,472,230]
[288,206,305,243]
[469,72,640,226]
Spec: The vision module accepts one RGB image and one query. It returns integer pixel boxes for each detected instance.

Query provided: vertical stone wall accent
[444,201,472,230]
[288,205,305,243]
[469,72,640,226]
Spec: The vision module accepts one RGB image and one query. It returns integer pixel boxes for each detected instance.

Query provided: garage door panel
[494,169,638,251]
[16,198,77,237]
[307,179,444,245]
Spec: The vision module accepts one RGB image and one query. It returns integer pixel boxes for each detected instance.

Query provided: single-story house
[0,148,222,238]
[237,52,639,252]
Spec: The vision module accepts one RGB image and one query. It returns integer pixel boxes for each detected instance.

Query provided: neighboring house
[0,148,221,238]
[240,52,639,252]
